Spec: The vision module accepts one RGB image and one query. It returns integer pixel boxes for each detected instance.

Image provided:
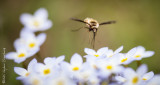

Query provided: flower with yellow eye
[132,46,154,60]
[5,47,34,63]
[84,47,108,58]
[34,57,58,77]
[20,8,52,32]
[105,46,123,58]
[116,64,154,85]
[14,29,46,54]
[14,59,37,80]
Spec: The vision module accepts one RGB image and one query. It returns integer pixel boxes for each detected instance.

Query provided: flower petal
[84,48,96,55]
[34,8,48,20]
[28,58,37,71]
[143,51,154,58]
[142,71,154,81]
[14,67,27,76]
[70,53,83,66]
[97,47,108,55]
[136,64,148,76]
[5,52,17,59]
[36,33,46,46]
[114,46,123,54]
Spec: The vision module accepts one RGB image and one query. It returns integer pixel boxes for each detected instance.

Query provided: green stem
[136,60,141,67]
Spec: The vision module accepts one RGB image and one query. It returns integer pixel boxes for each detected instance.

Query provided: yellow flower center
[132,76,139,84]
[43,69,50,75]
[106,65,113,70]
[25,72,30,76]
[29,43,35,48]
[72,67,79,71]
[142,78,147,80]
[135,55,141,58]
[33,21,40,27]
[18,53,26,58]
[94,54,99,57]
[32,79,40,85]
[57,81,64,85]
[121,58,128,63]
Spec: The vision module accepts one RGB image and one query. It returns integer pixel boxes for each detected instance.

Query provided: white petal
[97,47,108,55]
[56,55,65,64]
[114,46,123,54]
[124,68,136,79]
[14,67,27,76]
[40,20,53,31]
[14,58,26,63]
[142,71,154,81]
[20,28,35,39]
[34,8,48,20]
[20,13,32,25]
[84,48,96,55]
[36,33,46,46]
[137,46,145,52]
[5,52,17,59]
[28,58,37,71]
[143,51,154,58]
[136,64,148,76]
[70,53,83,66]
[115,76,126,82]
[44,57,55,65]
[126,47,137,57]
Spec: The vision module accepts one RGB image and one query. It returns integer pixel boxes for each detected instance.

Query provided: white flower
[5,47,33,63]
[118,47,137,65]
[84,47,108,58]
[132,46,154,60]
[106,46,123,58]
[35,57,58,77]
[14,58,37,79]
[20,8,52,32]
[98,55,124,78]
[117,64,154,85]
[146,74,160,85]
[14,29,46,53]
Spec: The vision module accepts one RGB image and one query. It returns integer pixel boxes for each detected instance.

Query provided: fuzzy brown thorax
[84,18,99,29]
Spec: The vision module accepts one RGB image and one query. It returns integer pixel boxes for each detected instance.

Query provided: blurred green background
[0,0,160,85]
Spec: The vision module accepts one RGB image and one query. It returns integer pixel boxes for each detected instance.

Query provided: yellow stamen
[135,55,141,58]
[132,76,139,84]
[57,81,64,85]
[142,78,147,80]
[43,69,50,75]
[18,53,25,57]
[72,67,79,71]
[121,58,128,63]
[29,43,35,48]
[106,65,113,70]
[94,54,99,57]
[25,72,30,76]
[32,79,40,85]
[33,21,40,27]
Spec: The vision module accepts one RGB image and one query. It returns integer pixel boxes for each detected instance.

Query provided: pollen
[29,43,35,48]
[25,72,30,76]
[132,76,139,84]
[142,78,147,80]
[94,54,99,57]
[57,81,64,85]
[72,67,79,71]
[135,55,141,58]
[32,79,40,85]
[33,21,40,27]
[43,69,50,75]
[106,65,113,70]
[18,53,26,58]
[121,58,128,63]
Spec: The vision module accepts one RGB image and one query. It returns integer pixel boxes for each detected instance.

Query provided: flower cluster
[13,46,159,85]
[5,8,160,85]
[6,8,52,63]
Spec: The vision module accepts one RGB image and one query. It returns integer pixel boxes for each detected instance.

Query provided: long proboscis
[99,21,116,25]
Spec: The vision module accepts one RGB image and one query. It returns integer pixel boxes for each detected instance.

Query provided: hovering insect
[71,17,116,48]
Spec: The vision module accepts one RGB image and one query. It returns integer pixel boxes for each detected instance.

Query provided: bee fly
[71,17,116,49]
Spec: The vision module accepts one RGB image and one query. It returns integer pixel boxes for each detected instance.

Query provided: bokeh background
[0,0,160,84]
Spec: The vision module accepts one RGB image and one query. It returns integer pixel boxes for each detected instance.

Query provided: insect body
[71,17,116,48]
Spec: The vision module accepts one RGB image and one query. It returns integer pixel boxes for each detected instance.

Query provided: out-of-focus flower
[145,74,160,85]
[14,59,37,79]
[34,57,58,77]
[84,47,108,58]
[116,64,154,85]
[118,47,137,65]
[20,8,52,32]
[106,46,123,58]
[132,46,154,60]
[5,47,34,63]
